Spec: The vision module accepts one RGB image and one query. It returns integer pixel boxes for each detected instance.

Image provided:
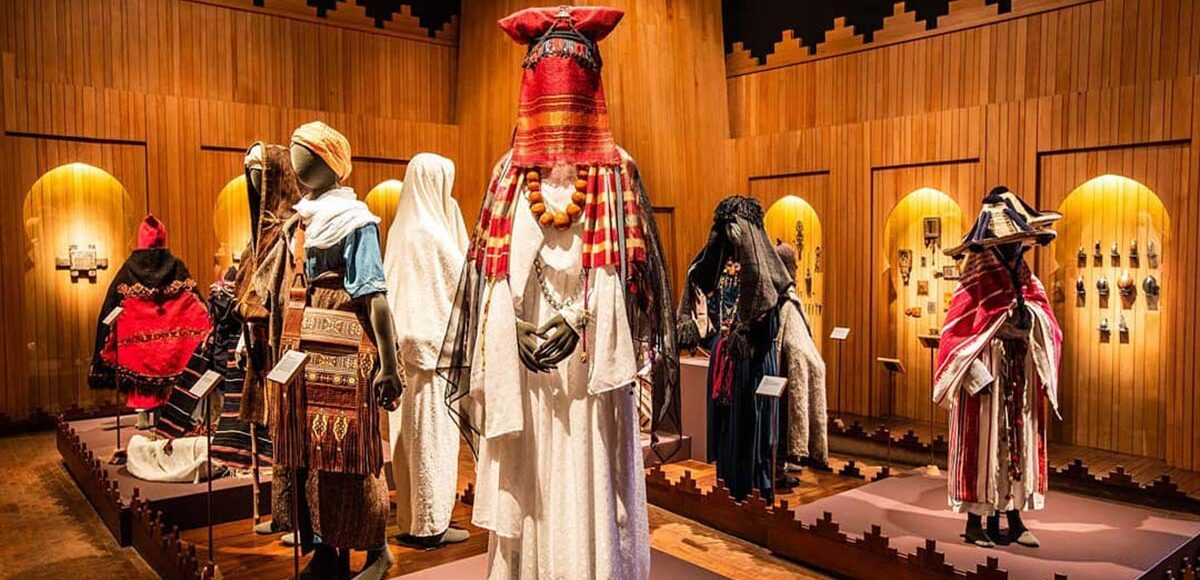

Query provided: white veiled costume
[470,162,648,580]
[383,153,469,537]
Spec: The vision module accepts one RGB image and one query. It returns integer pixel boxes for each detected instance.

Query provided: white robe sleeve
[472,280,524,439]
[586,265,637,395]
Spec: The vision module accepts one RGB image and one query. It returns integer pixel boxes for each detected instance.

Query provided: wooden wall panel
[0,0,458,424]
[727,0,1200,468]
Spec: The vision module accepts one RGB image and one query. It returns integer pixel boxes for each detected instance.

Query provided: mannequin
[935,186,1061,549]
[438,7,680,579]
[283,123,399,580]
[382,153,470,548]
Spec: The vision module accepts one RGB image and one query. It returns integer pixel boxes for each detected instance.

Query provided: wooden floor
[836,412,1200,496]
[656,455,883,510]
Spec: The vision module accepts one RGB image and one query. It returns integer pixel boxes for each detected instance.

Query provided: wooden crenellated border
[644,466,1065,580]
[129,493,213,580]
[56,417,131,545]
[829,419,1200,514]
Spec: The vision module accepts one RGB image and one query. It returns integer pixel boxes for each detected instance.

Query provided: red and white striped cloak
[933,250,1062,514]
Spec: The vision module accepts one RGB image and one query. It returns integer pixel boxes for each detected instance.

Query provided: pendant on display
[794,221,805,255]
[804,268,813,295]
[1147,240,1159,268]
[898,249,913,286]
[1142,275,1160,298]
[1110,242,1120,265]
[1094,240,1103,262]
[1075,276,1086,301]
[1118,270,1135,300]
[1119,315,1129,335]
[814,246,823,273]
[1077,246,1087,266]
[1096,276,1110,297]
[1129,240,1139,263]
[1099,317,1110,335]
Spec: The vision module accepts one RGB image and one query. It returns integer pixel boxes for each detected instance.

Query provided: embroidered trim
[118,327,209,346]
[523,33,602,71]
[117,278,197,299]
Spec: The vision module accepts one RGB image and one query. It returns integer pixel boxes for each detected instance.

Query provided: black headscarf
[678,196,795,356]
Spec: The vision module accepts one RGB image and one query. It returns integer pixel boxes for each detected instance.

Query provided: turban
[291,121,353,180]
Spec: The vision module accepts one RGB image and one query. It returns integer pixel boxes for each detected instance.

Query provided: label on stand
[102,306,124,327]
[755,375,787,398]
[830,326,850,341]
[267,349,308,385]
[188,370,222,398]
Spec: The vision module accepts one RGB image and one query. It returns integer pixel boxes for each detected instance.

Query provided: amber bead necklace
[525,166,589,230]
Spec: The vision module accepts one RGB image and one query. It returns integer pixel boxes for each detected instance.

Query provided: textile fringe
[523,35,601,71]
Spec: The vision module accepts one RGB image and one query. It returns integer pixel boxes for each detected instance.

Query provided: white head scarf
[383,153,469,370]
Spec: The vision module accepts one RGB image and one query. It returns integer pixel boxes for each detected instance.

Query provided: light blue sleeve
[343,224,389,299]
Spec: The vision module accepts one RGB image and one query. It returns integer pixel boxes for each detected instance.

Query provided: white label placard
[830,327,851,341]
[755,375,787,398]
[102,306,124,327]
[188,370,222,398]
[267,350,308,385]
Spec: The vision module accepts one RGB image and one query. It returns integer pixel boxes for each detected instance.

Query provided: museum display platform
[648,461,1200,579]
[56,415,271,546]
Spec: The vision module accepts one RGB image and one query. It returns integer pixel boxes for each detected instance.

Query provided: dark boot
[964,513,996,548]
[299,545,339,580]
[1007,510,1040,547]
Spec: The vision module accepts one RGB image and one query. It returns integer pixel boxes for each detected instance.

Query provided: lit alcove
[212,174,252,277]
[881,187,964,423]
[1051,174,1169,457]
[762,195,824,345]
[22,163,137,411]
[365,179,404,248]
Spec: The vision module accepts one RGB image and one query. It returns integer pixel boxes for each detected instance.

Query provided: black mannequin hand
[517,319,551,373]
[534,313,579,367]
[374,370,402,412]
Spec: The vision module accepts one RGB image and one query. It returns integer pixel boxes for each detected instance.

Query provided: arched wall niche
[1050,174,1169,458]
[21,162,138,415]
[880,187,964,425]
[212,174,252,278]
[762,195,824,346]
[365,179,404,248]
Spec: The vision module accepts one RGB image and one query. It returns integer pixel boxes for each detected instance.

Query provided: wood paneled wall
[726,0,1200,469]
[0,0,458,424]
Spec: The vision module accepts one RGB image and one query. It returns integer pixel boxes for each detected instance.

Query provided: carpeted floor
[0,431,154,580]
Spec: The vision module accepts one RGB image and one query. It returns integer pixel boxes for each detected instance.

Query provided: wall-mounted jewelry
[920,256,927,268]
[1110,242,1120,266]
[1143,275,1160,310]
[1099,317,1110,338]
[1118,270,1136,304]
[942,264,960,280]
[804,268,813,295]
[1129,240,1139,267]
[1096,276,1109,297]
[926,300,936,314]
[1119,315,1129,337]
[917,280,929,296]
[904,306,922,318]
[814,246,823,273]
[794,220,804,255]
[55,244,109,282]
[1077,245,1087,266]
[1093,240,1103,265]
[1147,239,1159,268]
[898,249,913,286]
[923,216,941,251]
[1075,275,1086,306]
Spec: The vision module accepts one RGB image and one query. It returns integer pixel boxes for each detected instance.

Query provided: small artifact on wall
[1096,276,1110,298]
[794,220,804,254]
[1077,246,1087,266]
[1099,317,1110,339]
[1147,239,1160,268]
[1118,270,1136,304]
[814,246,823,273]
[1075,275,1086,306]
[898,249,913,286]
[1129,240,1139,267]
[904,306,922,318]
[941,264,960,280]
[923,216,941,250]
[55,244,109,282]
[804,268,813,295]
[1143,275,1160,310]
[1093,240,1103,265]
[926,300,936,314]
[1119,315,1129,338]
[917,280,929,296]
[1110,242,1120,266]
